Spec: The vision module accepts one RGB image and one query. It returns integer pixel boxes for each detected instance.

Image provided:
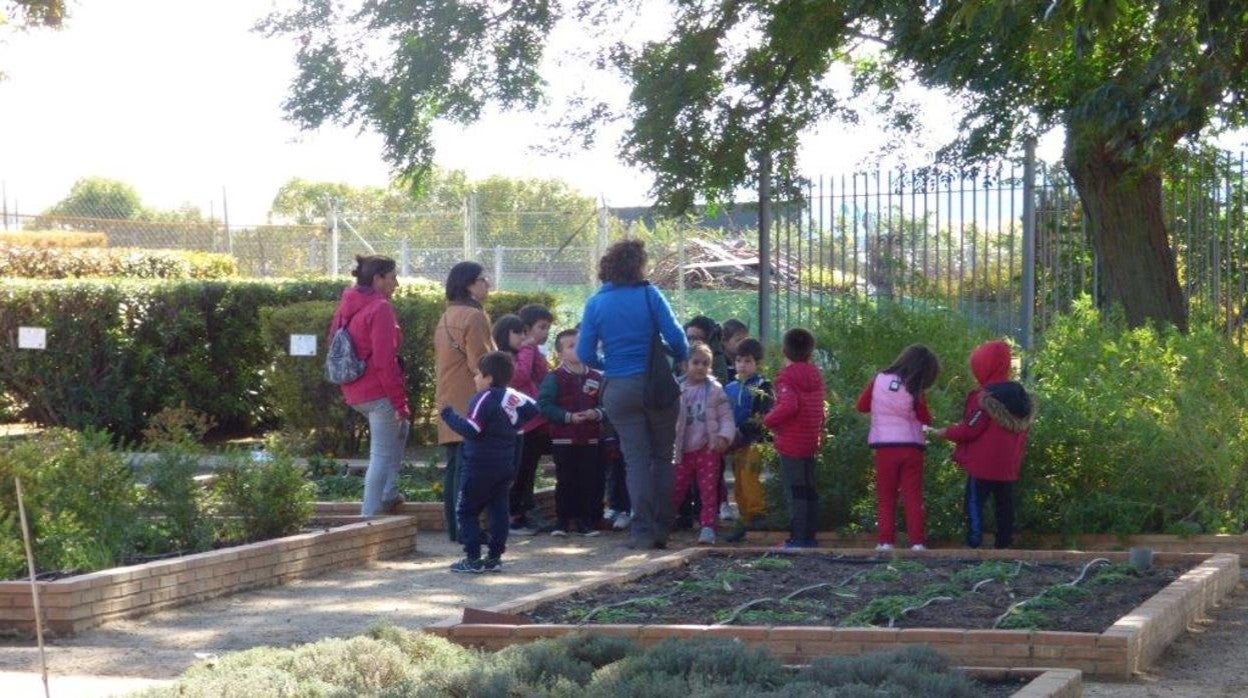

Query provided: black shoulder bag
[641,283,680,409]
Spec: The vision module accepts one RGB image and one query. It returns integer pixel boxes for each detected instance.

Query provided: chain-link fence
[6,152,1246,344]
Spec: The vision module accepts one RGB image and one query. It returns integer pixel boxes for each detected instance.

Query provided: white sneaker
[698,526,716,545]
[603,508,618,522]
[612,512,631,530]
[875,543,894,552]
[910,544,927,551]
[719,502,737,521]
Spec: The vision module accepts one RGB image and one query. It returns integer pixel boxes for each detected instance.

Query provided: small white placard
[18,327,47,350]
[289,334,317,357]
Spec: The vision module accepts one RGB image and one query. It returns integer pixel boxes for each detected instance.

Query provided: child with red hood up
[932,340,1034,549]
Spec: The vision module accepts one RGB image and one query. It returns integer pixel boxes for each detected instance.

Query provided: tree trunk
[1064,138,1188,331]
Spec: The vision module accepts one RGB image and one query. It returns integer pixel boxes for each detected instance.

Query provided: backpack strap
[443,315,468,357]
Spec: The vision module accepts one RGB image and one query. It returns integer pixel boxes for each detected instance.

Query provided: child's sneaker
[449,558,484,574]
[603,508,618,523]
[910,544,927,551]
[723,522,748,543]
[480,557,503,573]
[550,528,568,537]
[577,523,600,537]
[612,511,632,530]
[510,520,541,536]
[875,543,895,552]
[718,502,737,521]
[779,538,817,549]
[697,527,716,545]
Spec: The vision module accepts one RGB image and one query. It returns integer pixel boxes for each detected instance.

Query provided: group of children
[440,304,1033,573]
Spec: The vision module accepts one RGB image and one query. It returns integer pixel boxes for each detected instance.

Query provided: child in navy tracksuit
[538,328,607,536]
[440,351,539,573]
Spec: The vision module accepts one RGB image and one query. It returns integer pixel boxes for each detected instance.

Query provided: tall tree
[872,0,1248,329]
[263,0,1248,329]
[255,0,555,190]
[2,0,66,80]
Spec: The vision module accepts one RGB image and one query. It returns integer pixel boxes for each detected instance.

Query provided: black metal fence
[767,147,1248,345]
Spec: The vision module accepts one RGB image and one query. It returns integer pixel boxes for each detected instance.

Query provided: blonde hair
[688,341,713,361]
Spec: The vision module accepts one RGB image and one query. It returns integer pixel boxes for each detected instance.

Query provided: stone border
[314,486,556,531]
[963,667,1082,698]
[0,516,418,637]
[425,547,1238,678]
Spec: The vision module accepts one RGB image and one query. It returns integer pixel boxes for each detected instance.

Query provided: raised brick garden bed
[314,486,556,530]
[718,530,1248,565]
[426,547,1238,678]
[964,667,1082,698]
[0,516,417,637]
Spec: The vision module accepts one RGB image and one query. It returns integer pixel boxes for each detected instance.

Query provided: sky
[2,1,1240,226]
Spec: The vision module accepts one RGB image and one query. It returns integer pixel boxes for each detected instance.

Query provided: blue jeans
[351,398,409,516]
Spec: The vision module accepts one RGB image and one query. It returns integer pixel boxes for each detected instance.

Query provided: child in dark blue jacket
[440,351,540,573]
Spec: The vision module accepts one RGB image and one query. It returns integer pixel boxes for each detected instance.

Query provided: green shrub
[0,278,553,445]
[0,246,237,279]
[258,288,556,452]
[603,637,785,689]
[0,429,137,579]
[134,448,216,555]
[0,230,107,248]
[0,278,348,437]
[1024,298,1248,536]
[769,298,992,537]
[491,638,596,687]
[213,449,315,543]
[286,637,413,693]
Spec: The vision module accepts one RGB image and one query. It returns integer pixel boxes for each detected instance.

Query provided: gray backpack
[325,324,366,385]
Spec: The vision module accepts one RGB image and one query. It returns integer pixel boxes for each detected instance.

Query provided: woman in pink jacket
[329,255,409,517]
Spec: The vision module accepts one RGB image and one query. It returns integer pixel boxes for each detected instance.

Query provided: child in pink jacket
[672,342,736,545]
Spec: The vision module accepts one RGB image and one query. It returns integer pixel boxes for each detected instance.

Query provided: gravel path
[0,534,1243,697]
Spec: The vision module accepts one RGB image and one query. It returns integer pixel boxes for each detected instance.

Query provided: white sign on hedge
[17,327,47,350]
[289,334,317,357]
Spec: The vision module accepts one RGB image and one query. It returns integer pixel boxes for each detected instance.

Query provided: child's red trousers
[874,446,925,546]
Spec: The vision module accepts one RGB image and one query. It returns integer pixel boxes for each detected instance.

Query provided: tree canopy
[263,0,1248,327]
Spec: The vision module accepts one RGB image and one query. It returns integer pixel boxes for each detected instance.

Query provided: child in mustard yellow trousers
[723,338,774,542]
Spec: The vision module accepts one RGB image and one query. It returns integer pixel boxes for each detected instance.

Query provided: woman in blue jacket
[577,240,689,549]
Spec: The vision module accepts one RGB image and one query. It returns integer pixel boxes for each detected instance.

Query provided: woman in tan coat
[435,261,495,542]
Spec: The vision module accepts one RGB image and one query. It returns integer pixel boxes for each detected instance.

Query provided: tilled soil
[527,552,1192,632]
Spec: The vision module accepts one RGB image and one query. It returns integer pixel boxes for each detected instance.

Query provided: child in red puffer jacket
[762,328,826,549]
[933,339,1034,549]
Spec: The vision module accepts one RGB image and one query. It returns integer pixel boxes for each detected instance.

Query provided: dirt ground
[0,533,1243,697]
[525,553,1188,632]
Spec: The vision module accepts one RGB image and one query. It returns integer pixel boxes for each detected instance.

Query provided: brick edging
[426,547,1238,678]
[313,486,556,532]
[962,667,1082,698]
[0,516,418,637]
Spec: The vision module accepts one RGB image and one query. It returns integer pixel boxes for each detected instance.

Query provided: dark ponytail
[352,255,397,287]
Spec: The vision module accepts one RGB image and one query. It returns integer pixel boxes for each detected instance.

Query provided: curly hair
[597,239,647,284]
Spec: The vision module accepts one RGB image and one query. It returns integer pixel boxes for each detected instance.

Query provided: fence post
[595,197,609,289]
[494,245,504,289]
[327,198,340,276]
[464,193,478,260]
[222,186,232,256]
[1021,136,1038,351]
[759,149,773,343]
[400,238,411,276]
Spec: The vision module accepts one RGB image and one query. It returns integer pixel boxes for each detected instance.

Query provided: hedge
[259,288,556,451]
[0,230,107,248]
[764,296,1248,540]
[0,246,237,279]
[0,278,553,441]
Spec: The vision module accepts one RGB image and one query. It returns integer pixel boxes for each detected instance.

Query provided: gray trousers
[351,398,409,516]
[780,455,819,542]
[601,375,678,545]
